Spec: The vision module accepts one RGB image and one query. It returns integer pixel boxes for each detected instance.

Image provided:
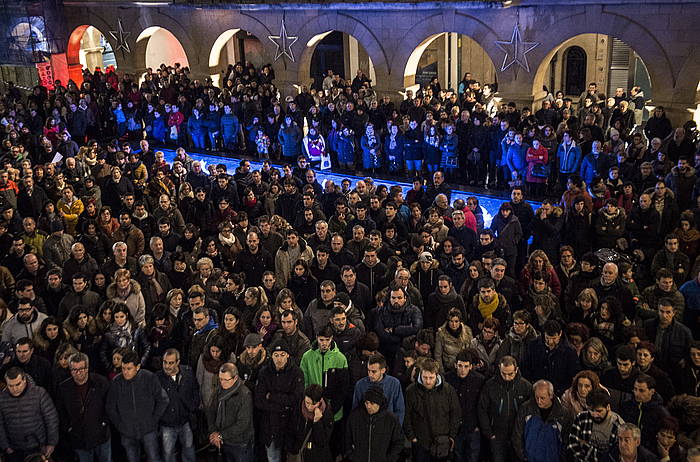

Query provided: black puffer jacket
[0,381,59,451]
[404,374,461,450]
[477,370,531,439]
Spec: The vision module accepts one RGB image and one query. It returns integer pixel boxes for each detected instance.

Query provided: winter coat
[526,145,549,184]
[425,289,468,331]
[375,303,423,353]
[665,166,697,210]
[512,397,568,462]
[593,208,626,249]
[106,279,146,326]
[477,370,531,439]
[156,365,200,427]
[580,152,613,185]
[274,238,314,286]
[254,361,305,448]
[444,369,485,432]
[403,127,423,160]
[206,379,255,446]
[106,369,169,438]
[404,373,461,450]
[220,113,240,140]
[300,341,350,420]
[495,325,539,365]
[435,323,473,372]
[506,142,529,177]
[1,310,48,344]
[491,213,523,258]
[278,123,303,158]
[361,134,382,169]
[440,133,459,169]
[384,133,405,171]
[531,206,564,259]
[336,132,356,164]
[521,337,580,395]
[557,142,582,174]
[57,198,84,235]
[57,373,110,450]
[620,393,669,450]
[0,381,59,451]
[346,404,405,462]
[99,323,151,371]
[643,318,693,370]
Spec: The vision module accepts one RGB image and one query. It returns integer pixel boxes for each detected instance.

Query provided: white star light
[268,19,298,63]
[109,19,131,54]
[495,24,539,73]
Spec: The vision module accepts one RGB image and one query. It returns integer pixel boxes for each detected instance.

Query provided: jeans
[122,431,162,462]
[426,163,439,173]
[453,428,480,462]
[406,159,422,172]
[75,439,112,462]
[222,443,254,462]
[161,423,195,462]
[191,132,206,149]
[265,440,282,462]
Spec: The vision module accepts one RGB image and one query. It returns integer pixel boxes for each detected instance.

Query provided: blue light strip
[159,148,542,227]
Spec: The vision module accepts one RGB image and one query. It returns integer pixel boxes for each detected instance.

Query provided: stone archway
[135,26,190,72]
[208,28,270,87]
[66,23,118,85]
[296,13,390,89]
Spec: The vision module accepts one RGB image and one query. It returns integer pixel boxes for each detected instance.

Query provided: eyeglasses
[513,321,526,326]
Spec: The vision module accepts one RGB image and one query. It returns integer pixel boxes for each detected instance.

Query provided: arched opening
[403,33,496,95]
[564,46,586,97]
[307,31,376,92]
[537,34,652,109]
[209,29,265,87]
[136,26,189,71]
[67,25,116,86]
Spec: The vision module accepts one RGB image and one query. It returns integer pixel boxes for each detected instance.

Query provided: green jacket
[300,341,350,421]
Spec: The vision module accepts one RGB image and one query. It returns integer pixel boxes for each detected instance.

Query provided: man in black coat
[156,349,200,462]
[231,230,273,287]
[2,337,52,390]
[57,352,111,461]
[643,299,694,370]
[521,320,580,395]
[254,341,305,461]
[445,348,486,462]
[345,386,404,462]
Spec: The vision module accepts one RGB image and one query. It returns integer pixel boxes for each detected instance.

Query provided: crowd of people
[0,59,697,462]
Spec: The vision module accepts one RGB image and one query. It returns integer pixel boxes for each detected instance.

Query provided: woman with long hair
[196,335,229,409]
[33,316,71,363]
[273,288,303,323]
[217,307,248,360]
[459,260,485,302]
[519,249,562,297]
[241,286,270,331]
[560,370,602,421]
[99,302,150,372]
[254,306,278,347]
[580,337,610,377]
[63,305,98,357]
[287,259,318,311]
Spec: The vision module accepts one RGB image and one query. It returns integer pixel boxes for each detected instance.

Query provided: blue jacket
[361,134,382,169]
[423,136,442,165]
[152,116,166,141]
[512,398,567,462]
[203,111,221,132]
[557,143,582,174]
[580,152,612,185]
[336,132,356,164]
[384,133,404,170]
[403,128,423,160]
[278,124,302,158]
[187,115,205,136]
[440,133,458,168]
[352,374,405,424]
[220,113,240,138]
[679,279,700,332]
[506,142,529,175]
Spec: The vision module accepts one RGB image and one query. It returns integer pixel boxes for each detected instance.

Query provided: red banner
[36,62,55,90]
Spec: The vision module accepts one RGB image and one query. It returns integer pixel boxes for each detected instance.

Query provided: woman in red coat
[526,138,549,197]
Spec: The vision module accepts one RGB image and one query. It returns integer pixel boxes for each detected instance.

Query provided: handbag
[531,163,550,178]
[320,152,332,170]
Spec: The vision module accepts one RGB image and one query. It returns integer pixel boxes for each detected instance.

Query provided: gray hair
[149,236,163,247]
[112,241,127,252]
[618,423,641,440]
[68,352,90,368]
[219,362,238,377]
[138,254,155,267]
[492,258,507,268]
[533,380,554,397]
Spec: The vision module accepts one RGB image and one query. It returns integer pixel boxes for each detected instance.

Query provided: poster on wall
[36,61,54,90]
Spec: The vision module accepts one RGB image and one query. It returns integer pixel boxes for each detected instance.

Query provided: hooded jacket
[435,322,473,373]
[300,340,350,421]
[404,372,461,450]
[106,369,169,438]
[512,396,568,462]
[346,400,405,462]
[106,279,146,327]
[274,237,314,286]
[1,309,48,344]
[254,360,305,448]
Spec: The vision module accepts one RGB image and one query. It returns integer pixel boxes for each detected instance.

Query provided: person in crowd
[567,387,625,462]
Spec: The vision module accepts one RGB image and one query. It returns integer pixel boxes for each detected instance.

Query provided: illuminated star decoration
[109,19,131,54]
[268,19,298,62]
[495,23,539,73]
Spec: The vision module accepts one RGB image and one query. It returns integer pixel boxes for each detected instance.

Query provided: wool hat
[418,251,433,263]
[269,340,289,354]
[334,292,351,307]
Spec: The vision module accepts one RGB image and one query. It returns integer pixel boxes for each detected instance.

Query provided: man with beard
[375,286,423,364]
[567,388,624,462]
[425,275,467,330]
[1,298,47,344]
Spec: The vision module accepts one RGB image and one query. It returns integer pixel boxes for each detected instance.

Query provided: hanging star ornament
[268,19,298,62]
[495,24,539,73]
[109,19,131,54]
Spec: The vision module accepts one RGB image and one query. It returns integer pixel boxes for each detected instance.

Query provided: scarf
[601,208,620,221]
[215,383,239,429]
[109,321,133,348]
[218,232,236,247]
[478,333,499,354]
[676,227,700,242]
[477,294,499,319]
[169,304,181,319]
[435,287,458,304]
[116,284,131,299]
[447,324,462,338]
[301,397,327,421]
[147,273,164,298]
[203,355,224,374]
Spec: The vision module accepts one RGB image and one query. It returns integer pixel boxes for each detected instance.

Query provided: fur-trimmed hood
[106,278,142,299]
